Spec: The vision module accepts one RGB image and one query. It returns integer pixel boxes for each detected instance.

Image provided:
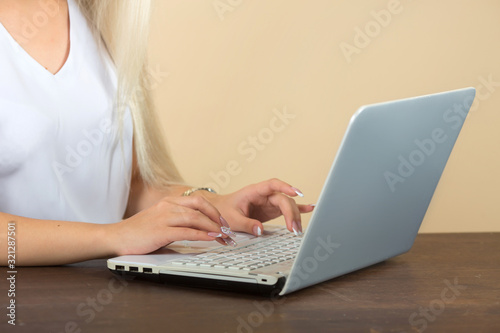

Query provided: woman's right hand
[110,195,230,256]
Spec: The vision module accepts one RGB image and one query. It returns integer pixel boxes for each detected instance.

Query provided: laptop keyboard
[169,228,302,271]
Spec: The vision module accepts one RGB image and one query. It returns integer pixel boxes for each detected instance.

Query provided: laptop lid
[280,87,476,295]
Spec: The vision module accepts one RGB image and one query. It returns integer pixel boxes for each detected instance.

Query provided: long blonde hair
[75,0,183,187]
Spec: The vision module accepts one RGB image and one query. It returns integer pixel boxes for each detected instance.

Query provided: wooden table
[2,233,499,333]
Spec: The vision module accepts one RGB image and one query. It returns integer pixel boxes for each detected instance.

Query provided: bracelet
[182,187,217,196]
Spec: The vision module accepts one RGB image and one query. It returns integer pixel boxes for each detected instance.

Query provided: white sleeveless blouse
[0,0,133,223]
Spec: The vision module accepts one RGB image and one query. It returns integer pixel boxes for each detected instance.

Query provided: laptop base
[110,269,286,297]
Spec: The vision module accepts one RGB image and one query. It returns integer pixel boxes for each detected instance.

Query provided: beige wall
[148,0,500,233]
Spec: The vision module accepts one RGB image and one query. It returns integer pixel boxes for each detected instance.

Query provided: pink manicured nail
[208,232,223,238]
[292,221,302,233]
[292,221,303,236]
[223,237,237,247]
[219,217,236,236]
[253,226,262,236]
[291,187,304,197]
[220,216,230,227]
[221,226,236,237]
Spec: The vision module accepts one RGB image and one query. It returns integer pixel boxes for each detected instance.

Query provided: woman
[0,0,313,266]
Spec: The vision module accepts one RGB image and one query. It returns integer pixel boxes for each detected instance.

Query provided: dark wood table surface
[1,233,499,333]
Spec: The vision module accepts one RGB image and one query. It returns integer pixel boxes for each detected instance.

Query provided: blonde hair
[75,0,183,187]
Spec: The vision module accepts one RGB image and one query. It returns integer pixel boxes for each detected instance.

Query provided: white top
[0,0,133,223]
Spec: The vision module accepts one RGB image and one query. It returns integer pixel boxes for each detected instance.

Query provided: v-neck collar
[0,0,76,79]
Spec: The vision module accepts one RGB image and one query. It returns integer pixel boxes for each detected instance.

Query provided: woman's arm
[0,195,229,267]
[0,212,114,266]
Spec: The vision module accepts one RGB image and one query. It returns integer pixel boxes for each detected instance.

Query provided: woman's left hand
[199,178,315,237]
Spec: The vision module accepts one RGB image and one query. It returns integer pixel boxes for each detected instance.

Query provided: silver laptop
[108,87,476,296]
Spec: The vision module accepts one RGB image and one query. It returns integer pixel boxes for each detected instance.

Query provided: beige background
[148,0,500,233]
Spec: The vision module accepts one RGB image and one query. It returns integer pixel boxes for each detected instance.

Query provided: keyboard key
[172,227,303,271]
[199,263,214,267]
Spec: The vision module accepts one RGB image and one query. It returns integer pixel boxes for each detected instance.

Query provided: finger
[156,199,227,236]
[161,196,229,234]
[231,216,264,237]
[172,209,229,236]
[298,204,315,214]
[215,237,227,246]
[268,193,302,234]
[166,227,226,243]
[252,178,305,198]
[170,195,223,226]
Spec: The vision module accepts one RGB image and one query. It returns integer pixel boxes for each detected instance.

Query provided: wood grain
[1,233,499,333]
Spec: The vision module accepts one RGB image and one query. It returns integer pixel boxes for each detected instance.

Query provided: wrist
[102,222,124,257]
[190,188,219,202]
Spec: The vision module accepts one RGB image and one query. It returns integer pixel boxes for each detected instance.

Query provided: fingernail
[291,187,304,197]
[219,217,236,236]
[223,237,237,247]
[220,216,230,227]
[221,226,236,237]
[294,220,303,232]
[253,226,262,237]
[309,204,316,207]
[292,221,303,236]
[208,232,223,238]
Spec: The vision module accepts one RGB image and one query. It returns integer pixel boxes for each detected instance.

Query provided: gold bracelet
[182,187,217,196]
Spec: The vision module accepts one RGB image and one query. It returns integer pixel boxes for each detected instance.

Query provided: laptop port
[143,267,153,273]
[129,266,139,272]
[115,265,125,271]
